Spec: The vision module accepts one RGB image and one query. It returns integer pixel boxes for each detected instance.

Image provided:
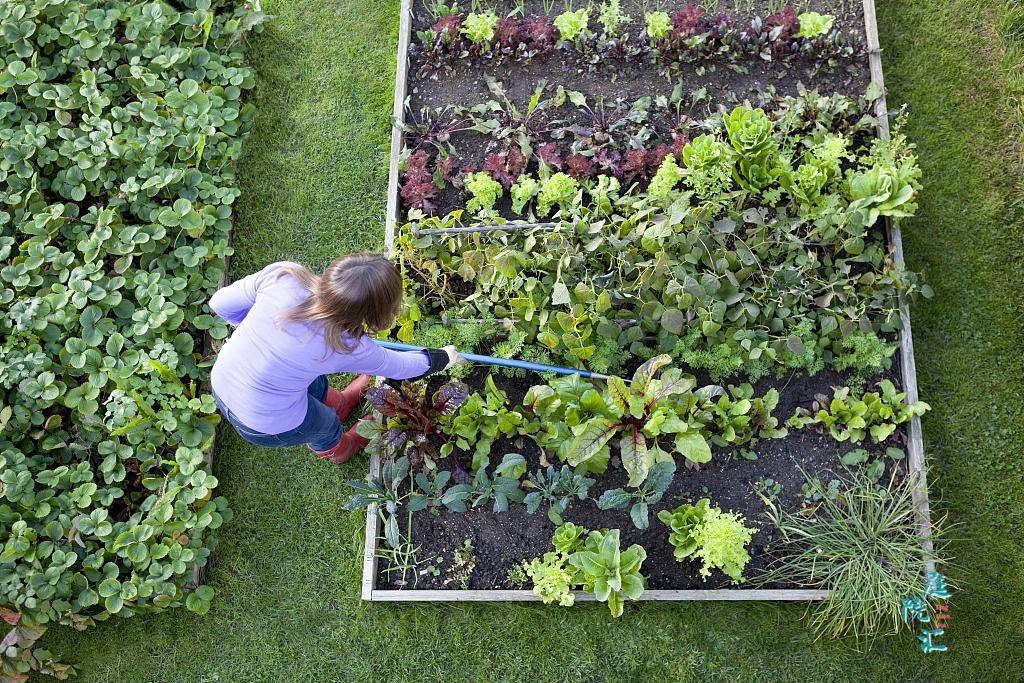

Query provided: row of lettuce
[1,0,262,676]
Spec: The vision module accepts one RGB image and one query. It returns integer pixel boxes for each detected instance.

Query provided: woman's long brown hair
[276,254,402,353]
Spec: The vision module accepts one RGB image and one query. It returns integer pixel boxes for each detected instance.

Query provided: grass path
[42,0,1024,680]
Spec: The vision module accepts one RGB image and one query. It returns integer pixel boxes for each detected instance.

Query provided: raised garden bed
[356,0,934,615]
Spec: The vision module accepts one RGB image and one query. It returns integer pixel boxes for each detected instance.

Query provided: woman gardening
[209,254,463,463]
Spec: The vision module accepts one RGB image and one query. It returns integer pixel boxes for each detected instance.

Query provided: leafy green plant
[461,11,498,42]
[845,118,921,227]
[658,499,756,582]
[758,470,945,640]
[0,0,262,668]
[523,552,577,606]
[522,465,595,524]
[537,171,580,216]
[841,446,906,484]
[343,456,413,549]
[440,376,534,470]
[597,460,676,529]
[647,153,685,204]
[523,523,646,617]
[657,498,710,561]
[681,134,735,205]
[465,453,527,512]
[358,381,470,469]
[598,0,631,34]
[566,528,646,617]
[833,332,897,387]
[510,174,541,214]
[465,171,504,217]
[554,8,590,41]
[796,12,834,39]
[724,106,777,192]
[644,11,672,40]
[526,357,788,484]
[789,380,930,443]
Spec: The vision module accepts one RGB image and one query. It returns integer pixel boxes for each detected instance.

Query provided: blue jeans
[214,376,342,452]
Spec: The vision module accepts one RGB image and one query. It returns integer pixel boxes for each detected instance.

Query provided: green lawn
[42,0,1024,680]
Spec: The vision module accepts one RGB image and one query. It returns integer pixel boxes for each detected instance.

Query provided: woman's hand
[441,345,468,369]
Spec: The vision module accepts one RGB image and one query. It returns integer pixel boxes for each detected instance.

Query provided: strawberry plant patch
[0,0,265,676]
[362,0,938,632]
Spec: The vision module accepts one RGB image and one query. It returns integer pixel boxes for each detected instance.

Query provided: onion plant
[758,469,946,641]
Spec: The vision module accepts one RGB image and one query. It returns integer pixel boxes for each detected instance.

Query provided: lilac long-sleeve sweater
[209,261,429,434]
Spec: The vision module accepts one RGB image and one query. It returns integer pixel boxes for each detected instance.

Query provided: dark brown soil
[377,364,909,591]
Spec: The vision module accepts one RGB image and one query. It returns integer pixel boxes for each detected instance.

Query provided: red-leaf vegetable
[621,148,650,183]
[524,15,557,53]
[483,146,528,188]
[566,153,597,180]
[432,14,463,43]
[537,142,563,169]
[436,153,459,184]
[401,149,440,213]
[592,148,622,177]
[764,5,800,40]
[647,143,673,172]
[496,17,525,50]
[671,5,707,38]
[365,380,469,470]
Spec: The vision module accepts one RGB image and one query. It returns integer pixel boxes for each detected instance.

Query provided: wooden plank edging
[861,0,936,571]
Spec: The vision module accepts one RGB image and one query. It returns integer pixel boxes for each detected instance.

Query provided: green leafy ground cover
[41,0,1024,679]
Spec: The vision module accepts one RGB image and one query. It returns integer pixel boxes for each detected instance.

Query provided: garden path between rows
[43,0,1024,680]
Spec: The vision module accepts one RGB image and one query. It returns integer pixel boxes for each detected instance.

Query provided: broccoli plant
[358,381,469,470]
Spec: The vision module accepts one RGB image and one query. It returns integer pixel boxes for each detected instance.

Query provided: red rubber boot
[324,375,372,423]
[310,423,370,464]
